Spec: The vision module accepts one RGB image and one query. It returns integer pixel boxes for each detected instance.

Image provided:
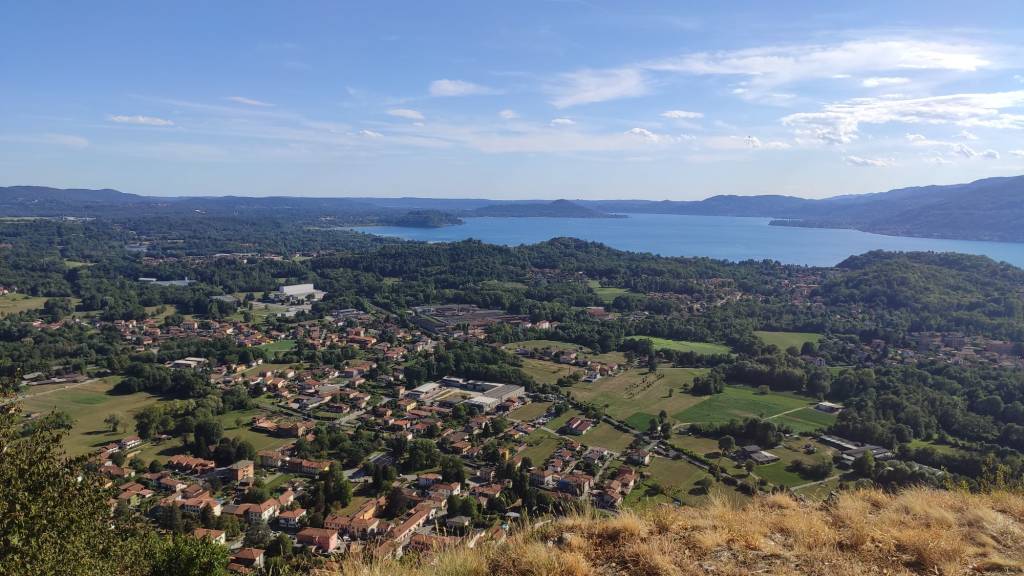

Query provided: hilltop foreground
[329,488,1024,576]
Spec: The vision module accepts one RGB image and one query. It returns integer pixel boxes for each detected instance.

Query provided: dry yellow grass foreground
[325,487,1024,576]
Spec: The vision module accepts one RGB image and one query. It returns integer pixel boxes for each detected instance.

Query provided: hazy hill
[4,175,1023,241]
[468,199,621,218]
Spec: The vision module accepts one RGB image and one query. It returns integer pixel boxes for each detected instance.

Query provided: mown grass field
[674,385,812,425]
[751,440,837,488]
[519,429,562,464]
[587,280,630,304]
[568,367,707,428]
[0,293,49,316]
[627,336,732,356]
[623,457,716,507]
[769,406,837,433]
[579,423,636,452]
[508,401,553,421]
[519,358,575,385]
[507,341,626,365]
[753,331,823,350]
[20,377,164,456]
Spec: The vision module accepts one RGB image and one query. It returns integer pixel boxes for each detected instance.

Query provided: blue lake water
[350,213,1024,268]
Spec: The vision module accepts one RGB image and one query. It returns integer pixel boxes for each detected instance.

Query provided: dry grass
[324,487,1024,576]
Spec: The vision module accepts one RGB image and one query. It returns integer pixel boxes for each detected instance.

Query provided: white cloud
[429,79,499,97]
[845,155,894,167]
[225,96,273,107]
[905,133,928,142]
[862,76,911,88]
[951,143,999,159]
[44,133,90,148]
[387,108,425,121]
[625,127,662,143]
[982,149,1000,159]
[647,40,992,91]
[924,156,953,165]
[549,68,649,108]
[357,129,383,139]
[704,135,791,150]
[107,114,174,126]
[1011,149,1024,157]
[783,90,1024,144]
[498,109,518,120]
[1016,75,1024,83]
[661,109,704,119]
[550,118,575,126]
[958,129,979,140]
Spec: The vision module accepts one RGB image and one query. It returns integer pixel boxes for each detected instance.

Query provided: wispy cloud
[861,76,910,88]
[550,118,575,126]
[782,90,1024,144]
[429,79,499,97]
[108,114,175,126]
[387,108,425,120]
[845,155,894,167]
[1,133,90,148]
[225,96,273,107]
[549,68,649,108]
[661,110,703,119]
[498,109,519,120]
[1011,149,1024,157]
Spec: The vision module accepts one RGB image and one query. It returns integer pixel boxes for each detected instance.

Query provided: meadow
[587,280,631,304]
[673,385,813,425]
[753,331,823,350]
[0,293,49,316]
[567,367,708,429]
[626,336,732,355]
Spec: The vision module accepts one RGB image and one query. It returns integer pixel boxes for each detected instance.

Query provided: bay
[350,213,1024,268]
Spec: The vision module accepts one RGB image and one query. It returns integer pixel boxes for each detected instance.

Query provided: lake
[350,213,1024,268]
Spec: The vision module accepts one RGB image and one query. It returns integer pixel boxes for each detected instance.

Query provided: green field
[508,401,553,421]
[258,339,297,357]
[750,440,837,488]
[587,280,630,304]
[20,377,164,456]
[519,358,575,385]
[627,336,732,356]
[0,293,49,316]
[578,423,636,452]
[519,430,562,464]
[507,341,627,366]
[753,331,823,350]
[769,406,837,433]
[568,367,707,428]
[546,409,584,431]
[674,386,812,425]
[622,457,717,507]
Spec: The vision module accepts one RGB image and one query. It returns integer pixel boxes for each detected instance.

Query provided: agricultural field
[587,280,630,304]
[519,358,575,385]
[19,376,162,456]
[568,367,708,428]
[769,406,838,433]
[750,440,838,489]
[622,456,726,507]
[507,341,626,365]
[578,423,636,452]
[627,336,732,356]
[519,429,562,464]
[0,293,49,316]
[674,385,814,425]
[508,401,553,421]
[258,339,297,358]
[753,331,823,350]
[546,408,585,431]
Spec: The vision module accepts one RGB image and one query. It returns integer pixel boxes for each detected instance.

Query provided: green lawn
[627,336,732,356]
[753,331,823,350]
[519,430,562,464]
[623,457,714,507]
[674,386,812,425]
[20,377,165,456]
[569,367,708,428]
[258,339,297,354]
[508,401,553,421]
[751,440,838,489]
[0,293,49,316]
[547,409,584,431]
[769,407,837,433]
[587,280,630,304]
[578,423,636,452]
[519,358,575,385]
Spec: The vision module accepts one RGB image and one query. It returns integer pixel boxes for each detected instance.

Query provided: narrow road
[791,474,840,491]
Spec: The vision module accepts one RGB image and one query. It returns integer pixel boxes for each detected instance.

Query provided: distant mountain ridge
[2,175,1022,242]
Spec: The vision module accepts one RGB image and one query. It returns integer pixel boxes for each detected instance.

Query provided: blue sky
[3,1,1024,199]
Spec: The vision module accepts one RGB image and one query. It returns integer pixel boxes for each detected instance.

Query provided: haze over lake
[352,213,1024,268]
